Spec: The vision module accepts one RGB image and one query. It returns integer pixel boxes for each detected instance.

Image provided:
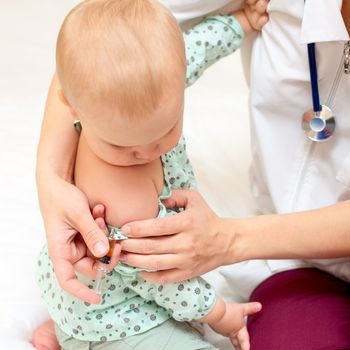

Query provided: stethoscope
[302,42,336,142]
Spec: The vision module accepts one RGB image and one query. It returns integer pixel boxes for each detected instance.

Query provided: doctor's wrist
[218,216,262,264]
[216,218,246,265]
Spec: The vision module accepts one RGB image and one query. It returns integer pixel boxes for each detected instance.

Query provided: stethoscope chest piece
[302,105,335,142]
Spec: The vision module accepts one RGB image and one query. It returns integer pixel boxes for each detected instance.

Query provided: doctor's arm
[120,190,350,284]
[36,73,111,303]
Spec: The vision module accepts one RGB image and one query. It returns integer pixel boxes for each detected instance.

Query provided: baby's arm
[184,0,268,87]
[184,15,244,87]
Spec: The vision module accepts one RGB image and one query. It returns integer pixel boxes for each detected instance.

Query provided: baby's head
[56,0,186,165]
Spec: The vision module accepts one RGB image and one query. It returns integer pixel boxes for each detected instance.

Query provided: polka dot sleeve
[184,15,244,88]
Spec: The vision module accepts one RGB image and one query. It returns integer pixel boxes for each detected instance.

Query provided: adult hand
[120,190,236,284]
[36,73,122,303]
[41,177,119,304]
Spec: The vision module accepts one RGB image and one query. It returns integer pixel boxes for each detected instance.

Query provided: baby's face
[79,85,184,166]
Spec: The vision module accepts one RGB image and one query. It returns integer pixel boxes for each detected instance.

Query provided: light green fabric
[37,135,218,342]
[55,319,218,350]
[185,15,244,87]
[37,14,244,345]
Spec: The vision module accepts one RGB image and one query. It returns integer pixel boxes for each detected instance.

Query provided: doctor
[116,0,350,348]
[36,0,350,348]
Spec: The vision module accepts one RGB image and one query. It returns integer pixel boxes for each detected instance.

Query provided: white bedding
[0,1,256,349]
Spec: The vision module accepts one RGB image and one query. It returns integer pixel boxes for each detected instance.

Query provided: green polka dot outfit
[185,15,244,87]
[36,14,244,345]
[37,136,217,342]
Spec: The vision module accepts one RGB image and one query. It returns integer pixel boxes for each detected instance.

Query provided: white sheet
[0,1,256,349]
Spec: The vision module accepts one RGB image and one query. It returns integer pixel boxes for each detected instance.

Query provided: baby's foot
[31,319,60,350]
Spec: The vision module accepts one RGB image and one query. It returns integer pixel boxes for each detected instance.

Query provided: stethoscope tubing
[307,43,322,113]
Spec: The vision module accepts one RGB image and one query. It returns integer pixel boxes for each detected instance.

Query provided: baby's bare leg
[31,319,60,350]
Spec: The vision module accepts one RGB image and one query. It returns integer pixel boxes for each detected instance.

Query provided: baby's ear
[57,89,79,118]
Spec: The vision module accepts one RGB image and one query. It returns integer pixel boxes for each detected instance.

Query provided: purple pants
[247,268,350,350]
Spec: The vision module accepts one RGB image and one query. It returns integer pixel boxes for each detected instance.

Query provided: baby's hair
[56,0,185,119]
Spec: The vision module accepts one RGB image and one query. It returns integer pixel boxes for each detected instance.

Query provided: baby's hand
[244,0,269,31]
[208,301,262,350]
[229,325,251,350]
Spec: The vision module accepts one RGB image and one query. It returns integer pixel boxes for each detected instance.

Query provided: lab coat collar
[301,0,349,43]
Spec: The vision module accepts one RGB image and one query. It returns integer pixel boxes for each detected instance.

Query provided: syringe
[92,226,126,295]
[93,241,115,295]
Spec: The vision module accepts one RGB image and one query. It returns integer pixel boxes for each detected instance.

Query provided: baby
[33,0,268,349]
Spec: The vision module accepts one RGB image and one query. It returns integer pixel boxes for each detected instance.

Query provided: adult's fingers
[139,269,192,284]
[54,257,100,304]
[93,206,121,271]
[71,207,109,257]
[74,241,121,278]
[122,190,202,238]
[119,253,185,272]
[121,235,182,255]
[107,241,122,270]
[74,255,99,279]
[122,211,187,238]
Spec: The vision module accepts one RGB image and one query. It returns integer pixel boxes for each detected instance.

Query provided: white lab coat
[161,0,350,299]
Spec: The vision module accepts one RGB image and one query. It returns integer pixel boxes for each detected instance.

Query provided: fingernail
[122,225,131,235]
[93,241,107,256]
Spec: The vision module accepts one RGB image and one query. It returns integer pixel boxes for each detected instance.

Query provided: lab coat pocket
[336,155,350,188]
